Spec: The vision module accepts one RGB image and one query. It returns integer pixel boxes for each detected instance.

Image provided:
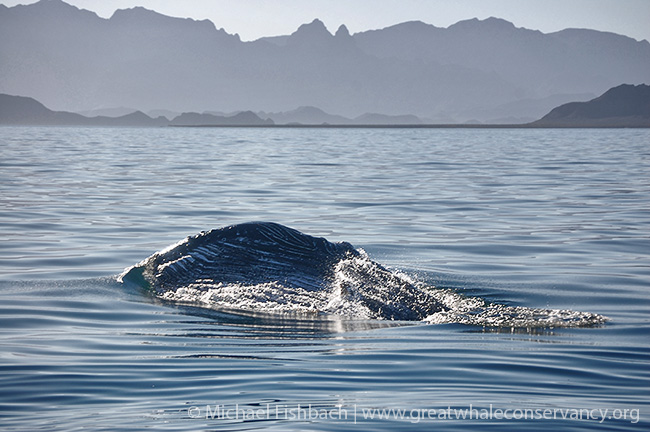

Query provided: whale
[120,222,608,327]
[119,222,445,320]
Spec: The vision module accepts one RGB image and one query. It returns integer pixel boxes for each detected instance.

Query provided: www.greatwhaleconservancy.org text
[186,403,640,424]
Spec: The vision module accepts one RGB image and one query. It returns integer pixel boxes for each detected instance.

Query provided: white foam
[149,243,608,328]
[424,288,608,328]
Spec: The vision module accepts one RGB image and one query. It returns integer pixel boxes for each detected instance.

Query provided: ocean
[1,126,648,430]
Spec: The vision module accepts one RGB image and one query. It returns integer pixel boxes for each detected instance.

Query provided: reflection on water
[164,302,413,336]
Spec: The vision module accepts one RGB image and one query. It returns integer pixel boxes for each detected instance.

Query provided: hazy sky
[3,0,650,42]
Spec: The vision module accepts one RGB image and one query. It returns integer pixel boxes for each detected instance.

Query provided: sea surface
[1,126,649,431]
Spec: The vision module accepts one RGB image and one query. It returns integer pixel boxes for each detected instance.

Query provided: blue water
[1,126,649,430]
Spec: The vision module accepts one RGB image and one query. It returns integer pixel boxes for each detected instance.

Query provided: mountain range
[3,84,649,127]
[1,0,649,123]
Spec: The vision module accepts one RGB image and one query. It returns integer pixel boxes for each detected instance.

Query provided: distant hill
[78,107,139,118]
[532,84,650,127]
[0,93,270,126]
[0,93,168,126]
[259,106,424,125]
[1,93,81,125]
[169,111,273,126]
[1,0,649,123]
[261,106,352,125]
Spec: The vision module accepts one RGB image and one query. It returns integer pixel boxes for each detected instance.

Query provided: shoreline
[3,123,649,129]
[168,123,650,129]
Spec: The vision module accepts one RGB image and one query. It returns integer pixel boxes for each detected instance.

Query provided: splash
[119,222,607,328]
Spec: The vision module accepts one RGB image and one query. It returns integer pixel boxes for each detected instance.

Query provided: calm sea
[1,126,649,430]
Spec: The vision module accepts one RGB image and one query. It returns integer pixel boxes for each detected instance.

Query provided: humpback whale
[120,222,608,327]
[120,222,445,320]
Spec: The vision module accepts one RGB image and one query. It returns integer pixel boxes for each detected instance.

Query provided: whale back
[122,222,360,293]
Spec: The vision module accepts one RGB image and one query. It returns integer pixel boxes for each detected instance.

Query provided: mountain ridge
[532,84,650,127]
[1,0,649,123]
